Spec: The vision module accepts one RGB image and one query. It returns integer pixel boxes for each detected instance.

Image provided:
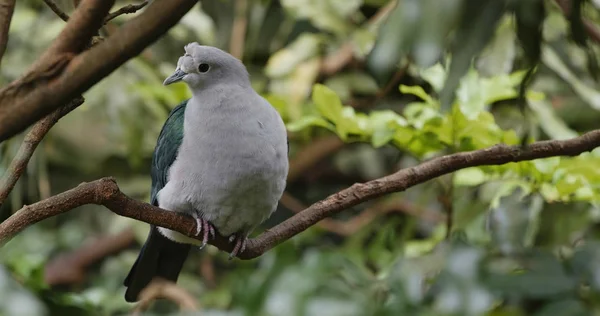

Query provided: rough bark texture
[0,0,198,142]
[2,129,600,259]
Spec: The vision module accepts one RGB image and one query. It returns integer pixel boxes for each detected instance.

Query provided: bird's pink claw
[228,233,248,259]
[194,217,216,249]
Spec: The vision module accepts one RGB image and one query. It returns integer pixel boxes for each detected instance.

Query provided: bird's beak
[163,69,187,86]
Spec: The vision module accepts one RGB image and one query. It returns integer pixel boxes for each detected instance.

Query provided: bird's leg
[228,233,248,260]
[192,215,216,249]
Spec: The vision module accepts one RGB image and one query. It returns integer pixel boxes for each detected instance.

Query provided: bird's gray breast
[166,94,288,236]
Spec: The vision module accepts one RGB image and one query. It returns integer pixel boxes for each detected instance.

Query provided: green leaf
[367,0,421,83]
[420,63,447,92]
[476,16,517,76]
[485,252,577,299]
[312,84,344,124]
[280,0,361,35]
[454,168,487,187]
[533,300,588,316]
[400,85,436,105]
[542,45,600,110]
[528,100,578,140]
[439,0,507,112]
[411,0,463,68]
[513,0,545,65]
[286,116,335,132]
[265,34,323,78]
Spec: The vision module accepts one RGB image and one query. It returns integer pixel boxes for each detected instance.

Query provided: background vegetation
[1,0,600,315]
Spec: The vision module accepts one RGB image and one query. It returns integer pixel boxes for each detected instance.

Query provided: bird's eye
[198,63,210,73]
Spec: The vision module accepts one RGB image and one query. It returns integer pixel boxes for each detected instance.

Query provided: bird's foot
[194,217,216,249]
[228,233,248,260]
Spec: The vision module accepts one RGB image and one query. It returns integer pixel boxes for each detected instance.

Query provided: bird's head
[163,43,249,90]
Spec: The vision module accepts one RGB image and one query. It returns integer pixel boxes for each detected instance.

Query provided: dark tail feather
[124,226,191,302]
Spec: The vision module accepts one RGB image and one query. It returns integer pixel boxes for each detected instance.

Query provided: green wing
[150,100,188,205]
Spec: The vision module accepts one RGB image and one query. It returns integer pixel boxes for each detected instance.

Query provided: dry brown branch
[131,278,200,315]
[2,130,600,258]
[104,1,149,24]
[0,0,16,65]
[39,123,344,287]
[42,0,70,22]
[281,192,443,236]
[199,255,217,289]
[44,228,135,286]
[230,0,248,59]
[0,97,85,207]
[0,0,198,142]
[555,0,600,44]
[40,0,111,60]
[287,136,345,182]
[350,64,408,109]
[319,0,397,76]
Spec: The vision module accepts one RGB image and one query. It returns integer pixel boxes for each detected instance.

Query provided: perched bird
[123,43,289,302]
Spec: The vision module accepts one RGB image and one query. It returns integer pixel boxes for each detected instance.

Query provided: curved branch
[0,0,198,143]
[44,228,134,286]
[1,130,600,258]
[0,97,84,207]
[132,278,200,315]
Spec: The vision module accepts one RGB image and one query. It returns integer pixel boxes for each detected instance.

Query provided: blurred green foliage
[2,0,600,315]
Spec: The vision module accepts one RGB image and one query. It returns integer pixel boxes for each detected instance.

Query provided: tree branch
[0,0,16,65]
[319,0,396,76]
[132,278,200,315]
[230,0,248,60]
[42,0,70,22]
[555,0,600,44]
[0,97,85,207]
[44,228,134,286]
[281,192,443,236]
[0,0,198,143]
[2,130,600,258]
[104,1,148,24]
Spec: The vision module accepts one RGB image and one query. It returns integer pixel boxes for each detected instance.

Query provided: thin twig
[42,0,70,22]
[319,0,397,75]
[350,63,408,108]
[2,129,600,258]
[0,97,84,208]
[0,0,16,66]
[104,1,148,24]
[287,136,345,182]
[132,278,200,315]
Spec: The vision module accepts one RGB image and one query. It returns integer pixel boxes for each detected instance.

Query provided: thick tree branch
[0,0,198,143]
[0,0,15,65]
[2,130,600,259]
[0,97,85,207]
[40,0,113,62]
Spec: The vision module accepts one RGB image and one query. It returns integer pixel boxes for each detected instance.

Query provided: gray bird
[123,43,289,302]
